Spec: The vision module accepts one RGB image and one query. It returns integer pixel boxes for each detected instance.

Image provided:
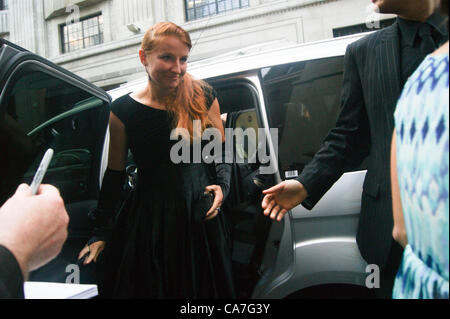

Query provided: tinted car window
[215,83,255,115]
[0,67,108,205]
[262,56,348,179]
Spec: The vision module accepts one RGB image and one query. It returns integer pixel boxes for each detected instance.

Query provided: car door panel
[255,55,370,298]
[0,39,110,284]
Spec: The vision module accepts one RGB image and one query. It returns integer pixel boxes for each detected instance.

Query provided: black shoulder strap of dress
[111,93,134,126]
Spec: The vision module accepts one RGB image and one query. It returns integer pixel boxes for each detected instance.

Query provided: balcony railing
[0,10,8,35]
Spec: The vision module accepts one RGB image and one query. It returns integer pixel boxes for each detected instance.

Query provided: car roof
[108,32,369,100]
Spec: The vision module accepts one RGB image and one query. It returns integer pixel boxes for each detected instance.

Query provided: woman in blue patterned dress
[390,0,449,299]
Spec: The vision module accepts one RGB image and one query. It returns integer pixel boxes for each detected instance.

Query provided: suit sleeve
[297,43,371,209]
[0,245,24,299]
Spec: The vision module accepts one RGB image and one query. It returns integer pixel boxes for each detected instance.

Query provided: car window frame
[0,47,111,203]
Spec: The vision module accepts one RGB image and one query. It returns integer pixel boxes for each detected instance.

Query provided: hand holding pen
[0,149,69,278]
[30,149,54,195]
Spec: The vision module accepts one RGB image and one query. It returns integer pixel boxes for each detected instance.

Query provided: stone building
[0,0,395,90]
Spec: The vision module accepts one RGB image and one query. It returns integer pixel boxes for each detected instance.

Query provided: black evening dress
[97,91,236,299]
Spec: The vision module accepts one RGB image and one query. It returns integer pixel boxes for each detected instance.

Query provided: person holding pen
[0,184,69,299]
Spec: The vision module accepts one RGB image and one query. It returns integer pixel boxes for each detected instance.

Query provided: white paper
[24,282,98,299]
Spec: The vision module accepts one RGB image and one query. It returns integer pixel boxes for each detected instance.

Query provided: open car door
[0,39,111,284]
[211,78,281,298]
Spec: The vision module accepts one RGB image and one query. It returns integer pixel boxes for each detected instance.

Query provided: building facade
[0,0,395,89]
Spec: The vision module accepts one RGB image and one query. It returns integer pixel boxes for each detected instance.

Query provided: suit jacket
[297,22,405,269]
[0,245,24,299]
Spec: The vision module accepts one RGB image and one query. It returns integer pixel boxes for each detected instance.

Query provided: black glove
[215,162,231,201]
[88,168,126,243]
[215,141,232,201]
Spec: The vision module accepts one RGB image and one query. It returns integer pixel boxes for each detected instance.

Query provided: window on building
[185,0,249,22]
[60,14,104,54]
[0,0,8,11]
[333,18,396,38]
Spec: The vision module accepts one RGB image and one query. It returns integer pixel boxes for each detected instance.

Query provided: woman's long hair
[141,22,213,141]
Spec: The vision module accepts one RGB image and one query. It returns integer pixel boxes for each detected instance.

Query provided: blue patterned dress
[393,52,449,299]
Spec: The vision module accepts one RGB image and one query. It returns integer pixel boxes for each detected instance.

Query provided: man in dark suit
[262,0,448,298]
[0,184,68,298]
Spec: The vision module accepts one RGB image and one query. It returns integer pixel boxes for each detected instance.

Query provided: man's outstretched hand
[262,180,308,222]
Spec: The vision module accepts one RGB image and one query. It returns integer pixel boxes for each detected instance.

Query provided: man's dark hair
[439,0,449,31]
[440,0,449,15]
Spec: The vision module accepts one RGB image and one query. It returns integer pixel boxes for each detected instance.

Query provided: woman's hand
[77,241,105,265]
[204,185,223,221]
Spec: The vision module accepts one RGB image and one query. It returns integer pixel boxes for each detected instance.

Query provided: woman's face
[140,35,190,90]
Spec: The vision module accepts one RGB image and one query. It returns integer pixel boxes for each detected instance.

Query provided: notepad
[24,282,98,299]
